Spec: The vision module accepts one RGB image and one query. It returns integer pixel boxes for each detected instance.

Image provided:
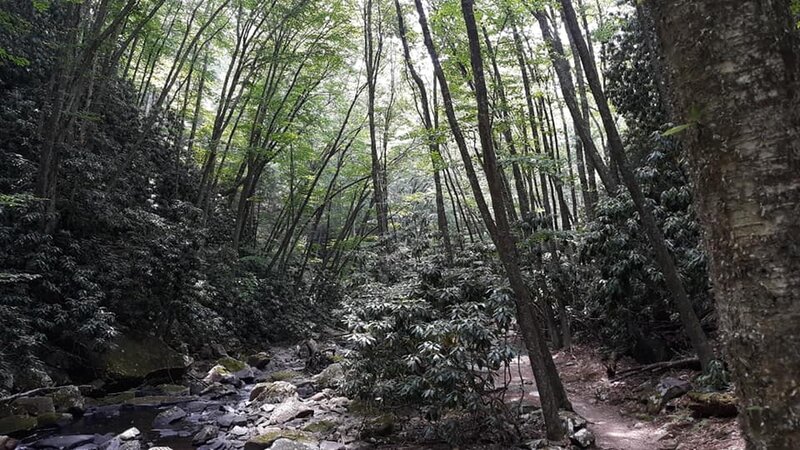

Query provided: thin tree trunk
[559,0,714,370]
[460,0,570,439]
[395,0,452,262]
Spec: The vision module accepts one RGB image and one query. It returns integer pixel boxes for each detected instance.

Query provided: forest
[0,0,798,449]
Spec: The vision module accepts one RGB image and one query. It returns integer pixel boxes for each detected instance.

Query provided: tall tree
[556,0,715,369]
[457,0,570,439]
[651,2,800,448]
[394,0,453,263]
[363,0,390,236]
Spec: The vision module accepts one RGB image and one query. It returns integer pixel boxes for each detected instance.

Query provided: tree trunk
[395,0,452,263]
[651,2,800,448]
[363,0,389,237]
[459,0,570,439]
[413,0,497,241]
[558,0,715,371]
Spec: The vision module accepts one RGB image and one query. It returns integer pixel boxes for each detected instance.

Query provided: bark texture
[651,2,800,448]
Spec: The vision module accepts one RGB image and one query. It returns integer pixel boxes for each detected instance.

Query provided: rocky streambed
[2,341,602,450]
[1,344,379,450]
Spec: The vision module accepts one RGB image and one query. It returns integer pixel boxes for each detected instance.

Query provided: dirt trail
[504,354,665,450]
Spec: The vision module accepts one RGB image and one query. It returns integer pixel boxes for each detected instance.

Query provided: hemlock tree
[651,1,800,448]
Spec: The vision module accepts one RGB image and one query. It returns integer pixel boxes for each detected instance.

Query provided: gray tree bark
[651,2,800,448]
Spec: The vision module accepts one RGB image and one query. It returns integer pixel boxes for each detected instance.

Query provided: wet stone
[193,425,219,445]
[217,415,246,428]
[32,435,95,449]
[152,407,187,428]
[267,440,312,450]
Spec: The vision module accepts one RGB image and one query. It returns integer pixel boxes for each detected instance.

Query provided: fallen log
[686,391,738,418]
[612,357,701,381]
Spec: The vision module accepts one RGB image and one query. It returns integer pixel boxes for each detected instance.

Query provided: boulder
[230,425,249,436]
[201,383,237,399]
[99,335,191,389]
[243,431,313,450]
[31,435,95,449]
[155,385,190,397]
[312,364,343,390]
[559,411,587,434]
[234,368,255,384]
[359,415,393,439]
[319,442,344,450]
[216,357,248,373]
[34,412,73,428]
[0,415,37,436]
[217,414,247,428]
[249,382,297,403]
[203,366,236,385]
[648,377,692,414]
[0,436,18,450]
[268,439,313,450]
[269,398,314,425]
[569,428,595,448]
[192,425,219,445]
[103,437,140,450]
[11,397,54,416]
[72,444,98,450]
[247,353,271,371]
[152,407,187,427]
[117,428,140,441]
[51,386,85,414]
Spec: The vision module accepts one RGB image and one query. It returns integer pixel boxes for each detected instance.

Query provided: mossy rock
[11,396,54,416]
[157,384,191,396]
[124,395,197,407]
[35,412,72,428]
[267,370,302,382]
[244,430,314,450]
[51,386,85,413]
[686,391,737,418]
[100,334,190,388]
[360,414,395,439]
[90,391,136,406]
[347,399,380,417]
[249,381,297,403]
[0,415,37,435]
[216,357,248,373]
[302,420,337,434]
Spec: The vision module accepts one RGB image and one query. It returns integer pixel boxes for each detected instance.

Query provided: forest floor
[503,345,745,450]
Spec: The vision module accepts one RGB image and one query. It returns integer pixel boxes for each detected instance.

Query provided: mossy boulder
[266,370,302,382]
[11,397,54,416]
[216,357,248,373]
[51,386,85,413]
[686,391,738,418]
[244,430,314,450]
[247,352,271,370]
[34,412,72,428]
[0,415,37,436]
[156,384,190,396]
[302,420,337,434]
[249,381,297,403]
[312,363,344,389]
[360,414,394,439]
[89,390,136,406]
[99,334,191,388]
